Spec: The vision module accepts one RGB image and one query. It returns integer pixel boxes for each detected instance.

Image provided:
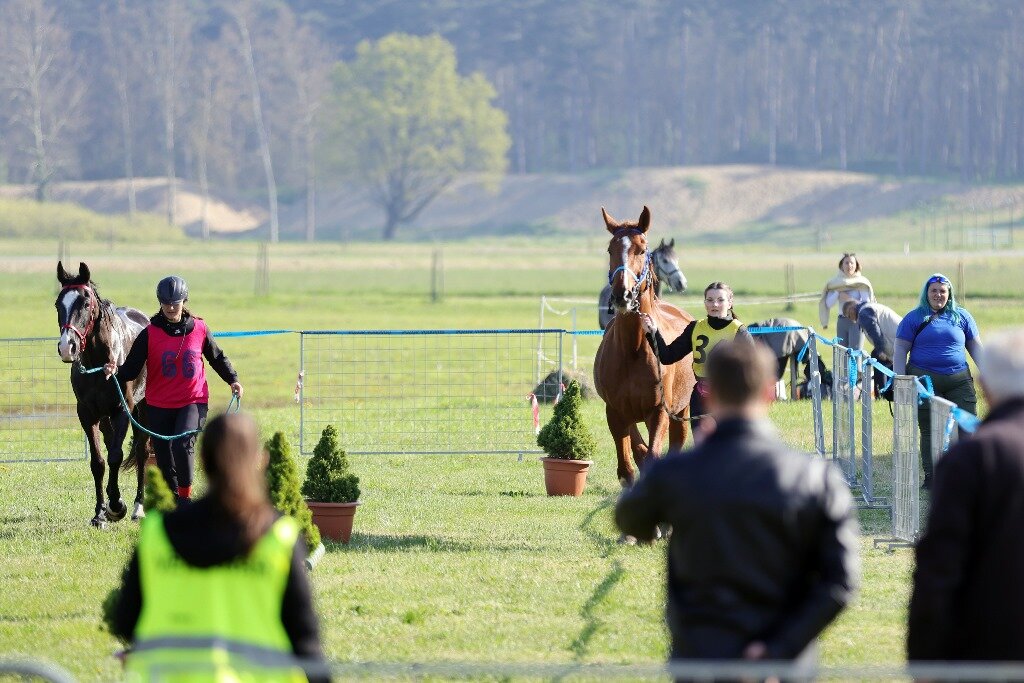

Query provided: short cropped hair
[706,339,777,407]
[977,328,1024,403]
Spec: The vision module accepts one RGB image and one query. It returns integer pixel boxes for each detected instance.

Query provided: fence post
[431,248,445,303]
[808,338,825,457]
[255,242,270,297]
[784,263,795,311]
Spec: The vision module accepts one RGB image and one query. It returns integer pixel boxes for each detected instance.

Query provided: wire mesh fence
[0,337,83,463]
[831,345,857,485]
[298,329,564,455]
[884,376,922,547]
[929,395,959,468]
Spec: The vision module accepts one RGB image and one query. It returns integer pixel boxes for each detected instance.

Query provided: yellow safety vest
[691,318,744,378]
[125,512,304,683]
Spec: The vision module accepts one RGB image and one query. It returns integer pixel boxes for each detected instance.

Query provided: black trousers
[147,403,208,491]
[906,363,977,483]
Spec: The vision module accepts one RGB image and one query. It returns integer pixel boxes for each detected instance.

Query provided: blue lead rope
[78,364,240,441]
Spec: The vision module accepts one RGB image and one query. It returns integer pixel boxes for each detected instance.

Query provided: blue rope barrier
[300,328,566,336]
[747,326,808,335]
[213,329,293,338]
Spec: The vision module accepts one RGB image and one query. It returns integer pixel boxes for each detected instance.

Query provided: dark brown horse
[56,262,151,527]
[593,207,696,486]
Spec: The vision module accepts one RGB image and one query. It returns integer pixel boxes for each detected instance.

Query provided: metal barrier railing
[0,659,77,683]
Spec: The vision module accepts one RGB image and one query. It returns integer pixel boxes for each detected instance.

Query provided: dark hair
[704,281,738,320]
[200,412,275,553]
[706,340,776,407]
[837,252,862,273]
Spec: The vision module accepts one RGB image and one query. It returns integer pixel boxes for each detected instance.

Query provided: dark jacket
[907,397,1024,661]
[111,499,325,678]
[615,418,859,660]
[118,311,238,387]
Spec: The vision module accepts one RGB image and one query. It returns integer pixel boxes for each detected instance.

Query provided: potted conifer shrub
[265,431,324,568]
[302,425,361,544]
[537,379,597,496]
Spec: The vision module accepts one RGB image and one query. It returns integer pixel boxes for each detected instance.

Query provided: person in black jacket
[615,340,859,669]
[104,275,242,501]
[908,328,1024,662]
[111,411,326,682]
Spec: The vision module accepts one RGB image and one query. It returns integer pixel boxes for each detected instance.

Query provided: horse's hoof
[105,499,128,522]
[90,516,108,530]
[653,525,663,541]
[618,534,638,546]
[131,502,145,521]
[658,523,673,540]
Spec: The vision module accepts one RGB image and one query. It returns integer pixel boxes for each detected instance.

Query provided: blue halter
[607,228,651,288]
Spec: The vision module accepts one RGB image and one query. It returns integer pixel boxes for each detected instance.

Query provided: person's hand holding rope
[639,313,657,334]
[102,361,117,379]
[230,382,244,399]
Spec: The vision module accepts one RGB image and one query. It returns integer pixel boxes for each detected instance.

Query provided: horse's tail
[122,399,151,472]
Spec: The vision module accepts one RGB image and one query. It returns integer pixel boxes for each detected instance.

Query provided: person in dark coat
[615,340,860,668]
[908,327,1024,662]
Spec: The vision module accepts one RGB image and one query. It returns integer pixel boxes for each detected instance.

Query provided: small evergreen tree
[143,465,176,513]
[537,380,597,460]
[265,431,321,551]
[302,425,360,503]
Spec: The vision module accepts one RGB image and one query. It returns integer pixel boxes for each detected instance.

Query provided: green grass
[1,237,1021,680]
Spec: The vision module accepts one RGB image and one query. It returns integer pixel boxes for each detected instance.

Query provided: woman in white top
[818,252,874,350]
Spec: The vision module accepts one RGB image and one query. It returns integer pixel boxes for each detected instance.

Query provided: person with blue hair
[893,273,982,489]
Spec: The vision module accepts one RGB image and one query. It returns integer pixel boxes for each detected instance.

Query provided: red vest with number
[146,318,209,409]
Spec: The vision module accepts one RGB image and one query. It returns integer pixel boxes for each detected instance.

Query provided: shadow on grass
[0,514,30,540]
[569,558,625,661]
[323,533,559,554]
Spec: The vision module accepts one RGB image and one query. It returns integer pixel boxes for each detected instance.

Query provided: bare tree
[98,0,139,218]
[141,0,192,226]
[274,10,332,242]
[230,3,279,243]
[0,0,84,200]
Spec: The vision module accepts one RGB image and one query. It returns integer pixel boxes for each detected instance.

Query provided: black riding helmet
[156,275,189,304]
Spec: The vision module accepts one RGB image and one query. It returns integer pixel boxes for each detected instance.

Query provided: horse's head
[55,261,100,363]
[652,238,687,293]
[603,206,655,314]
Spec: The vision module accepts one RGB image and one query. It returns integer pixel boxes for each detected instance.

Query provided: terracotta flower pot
[541,457,593,497]
[307,500,360,543]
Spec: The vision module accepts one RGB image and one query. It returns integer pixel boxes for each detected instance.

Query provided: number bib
[691,318,744,378]
[145,319,209,409]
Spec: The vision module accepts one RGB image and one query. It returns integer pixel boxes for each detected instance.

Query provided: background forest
[1,0,1021,241]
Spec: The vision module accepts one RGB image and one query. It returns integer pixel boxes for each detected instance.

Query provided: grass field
[1,237,1021,680]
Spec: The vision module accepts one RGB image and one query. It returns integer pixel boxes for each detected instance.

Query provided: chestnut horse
[56,261,151,527]
[593,206,696,486]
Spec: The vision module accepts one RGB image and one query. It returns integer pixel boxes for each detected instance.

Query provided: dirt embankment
[5,166,1023,240]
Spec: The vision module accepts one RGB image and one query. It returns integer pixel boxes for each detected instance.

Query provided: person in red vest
[105,275,243,501]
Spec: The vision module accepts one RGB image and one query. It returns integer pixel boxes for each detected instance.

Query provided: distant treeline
[1,0,1020,207]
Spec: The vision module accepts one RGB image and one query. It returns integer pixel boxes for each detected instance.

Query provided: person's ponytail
[201,413,275,553]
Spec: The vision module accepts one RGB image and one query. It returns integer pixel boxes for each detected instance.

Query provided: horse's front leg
[668,405,690,450]
[102,412,130,522]
[81,418,107,528]
[605,406,634,486]
[642,410,670,466]
[628,424,650,472]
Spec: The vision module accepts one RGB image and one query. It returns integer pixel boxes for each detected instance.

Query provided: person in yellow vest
[640,281,753,438]
[110,412,326,682]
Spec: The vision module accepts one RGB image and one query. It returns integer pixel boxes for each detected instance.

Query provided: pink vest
[145,318,209,409]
